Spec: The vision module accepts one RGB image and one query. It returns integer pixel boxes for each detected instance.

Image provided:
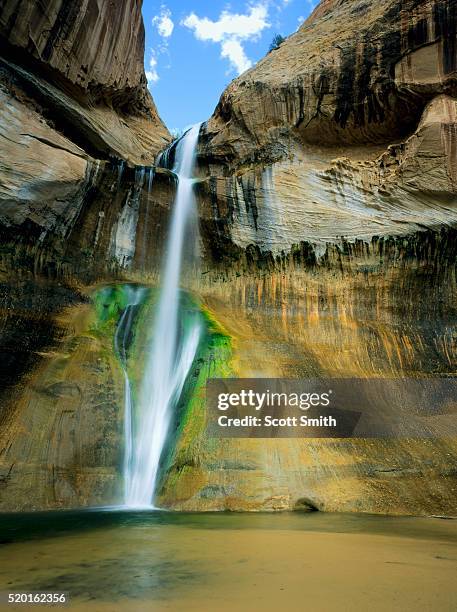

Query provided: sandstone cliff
[0,0,172,509]
[197,0,457,261]
[0,0,172,284]
[156,0,457,515]
[0,0,169,163]
[202,0,456,164]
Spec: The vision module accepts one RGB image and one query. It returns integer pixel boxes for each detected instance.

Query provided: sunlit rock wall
[157,231,457,514]
[155,0,457,515]
[200,0,456,168]
[197,94,457,264]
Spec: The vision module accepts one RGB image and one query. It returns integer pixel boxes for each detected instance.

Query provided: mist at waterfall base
[122,124,203,509]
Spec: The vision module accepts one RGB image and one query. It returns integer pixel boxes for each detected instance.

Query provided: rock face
[155,0,457,515]
[201,0,456,167]
[0,0,172,510]
[158,237,457,514]
[2,0,146,91]
[0,283,125,510]
[0,0,169,163]
[197,93,457,261]
[197,0,457,257]
[0,0,174,284]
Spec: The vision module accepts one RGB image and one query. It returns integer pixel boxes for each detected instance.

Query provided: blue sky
[142,1,318,132]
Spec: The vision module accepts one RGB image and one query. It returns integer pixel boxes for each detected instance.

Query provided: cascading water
[114,286,147,502]
[141,167,155,270]
[126,123,202,507]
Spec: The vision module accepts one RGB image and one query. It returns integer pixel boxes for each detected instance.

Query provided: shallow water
[0,511,456,611]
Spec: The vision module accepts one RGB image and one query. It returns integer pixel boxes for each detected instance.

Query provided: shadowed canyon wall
[0,0,175,285]
[0,0,457,514]
[0,0,172,509]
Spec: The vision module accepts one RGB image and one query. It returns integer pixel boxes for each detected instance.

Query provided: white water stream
[125,124,202,507]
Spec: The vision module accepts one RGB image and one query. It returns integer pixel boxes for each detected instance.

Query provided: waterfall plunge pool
[0,510,456,611]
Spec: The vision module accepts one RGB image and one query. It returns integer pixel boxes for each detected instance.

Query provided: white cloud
[221,39,253,73]
[147,6,175,87]
[146,55,159,84]
[182,5,269,43]
[153,7,174,38]
[182,4,270,75]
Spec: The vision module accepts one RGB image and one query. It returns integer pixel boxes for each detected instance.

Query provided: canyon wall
[198,0,457,260]
[201,0,456,166]
[0,0,172,285]
[157,0,457,514]
[0,0,170,163]
[0,0,173,509]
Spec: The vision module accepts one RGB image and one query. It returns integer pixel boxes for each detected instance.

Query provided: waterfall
[111,167,145,269]
[116,160,125,191]
[114,286,147,502]
[126,124,202,507]
[141,167,155,270]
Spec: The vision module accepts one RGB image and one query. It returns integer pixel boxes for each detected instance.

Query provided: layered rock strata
[0,0,169,163]
[0,0,171,509]
[0,0,172,282]
[157,0,457,514]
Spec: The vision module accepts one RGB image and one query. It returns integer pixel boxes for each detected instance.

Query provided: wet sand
[0,511,456,612]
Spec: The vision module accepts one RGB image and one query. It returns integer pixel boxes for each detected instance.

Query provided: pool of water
[0,510,456,611]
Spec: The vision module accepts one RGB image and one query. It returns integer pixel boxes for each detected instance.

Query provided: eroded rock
[0,0,170,163]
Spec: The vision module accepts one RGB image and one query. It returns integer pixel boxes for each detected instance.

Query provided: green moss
[90,285,151,340]
[159,301,234,487]
[88,284,234,497]
[92,286,128,329]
